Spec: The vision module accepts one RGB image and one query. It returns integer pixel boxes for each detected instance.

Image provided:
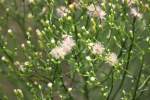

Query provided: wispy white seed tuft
[130,8,142,19]
[91,42,105,55]
[50,35,75,59]
[56,6,69,17]
[106,52,118,66]
[87,4,106,20]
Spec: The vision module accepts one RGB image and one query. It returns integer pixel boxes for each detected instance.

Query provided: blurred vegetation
[0,0,150,100]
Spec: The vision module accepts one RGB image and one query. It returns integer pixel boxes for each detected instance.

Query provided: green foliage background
[0,0,150,100]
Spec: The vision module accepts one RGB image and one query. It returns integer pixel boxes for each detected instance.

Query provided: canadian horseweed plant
[0,0,150,100]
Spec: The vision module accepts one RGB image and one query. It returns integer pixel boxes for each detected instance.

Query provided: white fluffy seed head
[90,42,105,55]
[50,47,66,59]
[50,35,75,59]
[87,4,106,20]
[130,8,142,19]
[96,7,106,20]
[61,35,75,53]
[56,6,69,17]
[106,52,118,66]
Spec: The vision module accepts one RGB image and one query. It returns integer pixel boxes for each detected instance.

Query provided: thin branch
[132,55,144,100]
[106,68,114,100]
[111,17,136,100]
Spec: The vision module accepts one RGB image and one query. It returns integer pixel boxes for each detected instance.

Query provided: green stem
[106,69,114,100]
[111,17,136,100]
[52,62,74,100]
[51,62,59,100]
[83,76,89,100]
[132,55,144,100]
[136,74,150,99]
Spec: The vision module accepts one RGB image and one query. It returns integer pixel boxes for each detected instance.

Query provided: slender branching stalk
[111,17,136,100]
[132,54,144,100]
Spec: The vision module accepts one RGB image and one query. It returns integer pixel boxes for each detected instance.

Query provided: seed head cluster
[56,6,69,17]
[106,53,118,66]
[50,35,75,59]
[87,4,106,20]
[130,8,142,19]
[90,42,105,55]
